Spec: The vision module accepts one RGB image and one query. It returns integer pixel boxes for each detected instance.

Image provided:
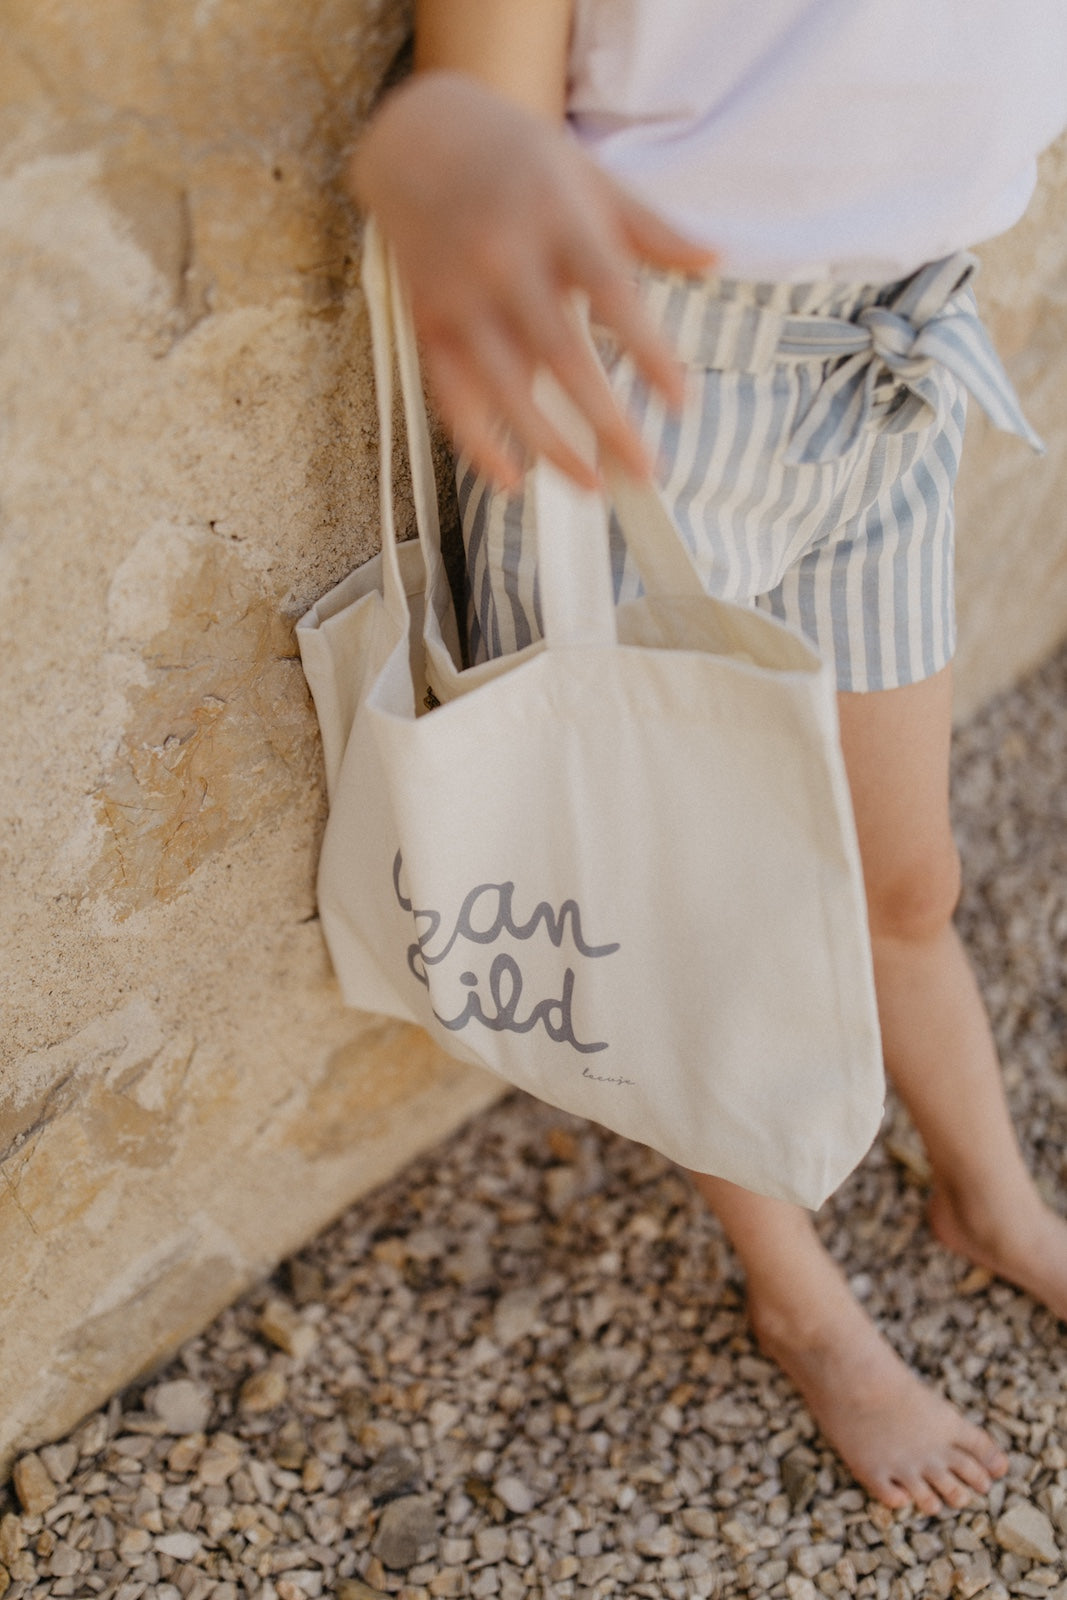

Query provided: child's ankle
[746,1275,845,1353]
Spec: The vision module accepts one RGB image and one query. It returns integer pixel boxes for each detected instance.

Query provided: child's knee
[866,839,962,946]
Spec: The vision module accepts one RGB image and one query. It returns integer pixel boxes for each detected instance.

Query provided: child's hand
[349,72,717,490]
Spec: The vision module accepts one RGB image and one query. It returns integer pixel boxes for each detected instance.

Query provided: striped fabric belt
[631,252,1046,466]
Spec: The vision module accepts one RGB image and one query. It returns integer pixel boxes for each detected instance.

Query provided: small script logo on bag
[392,851,624,1060]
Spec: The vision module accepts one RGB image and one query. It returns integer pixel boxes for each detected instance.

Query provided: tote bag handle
[363,218,717,650]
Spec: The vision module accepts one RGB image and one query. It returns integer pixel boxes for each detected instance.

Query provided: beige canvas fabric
[296,221,884,1208]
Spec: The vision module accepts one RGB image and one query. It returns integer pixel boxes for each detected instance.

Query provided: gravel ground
[6,644,1067,1600]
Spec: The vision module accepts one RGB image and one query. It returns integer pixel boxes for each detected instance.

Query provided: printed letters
[393,852,621,1056]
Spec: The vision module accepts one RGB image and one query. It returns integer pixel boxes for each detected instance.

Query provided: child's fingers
[559,173,715,410]
[569,243,688,411]
[602,287,689,410]
[425,330,602,491]
[502,269,654,480]
[421,342,525,490]
[542,338,654,482]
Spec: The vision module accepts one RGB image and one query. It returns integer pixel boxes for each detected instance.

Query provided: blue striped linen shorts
[457,254,1037,692]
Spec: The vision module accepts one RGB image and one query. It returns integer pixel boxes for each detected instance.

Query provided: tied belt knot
[647,251,1047,466]
[853,303,940,380]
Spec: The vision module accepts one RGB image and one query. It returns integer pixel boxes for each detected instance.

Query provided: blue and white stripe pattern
[458,255,1041,692]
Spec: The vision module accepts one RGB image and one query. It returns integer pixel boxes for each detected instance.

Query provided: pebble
[680,1507,718,1538]
[0,1516,24,1565]
[366,1446,422,1502]
[155,1530,203,1559]
[167,1432,205,1472]
[372,1496,439,1570]
[491,1287,544,1345]
[781,1447,820,1513]
[38,1441,78,1484]
[196,1432,244,1485]
[428,1571,465,1597]
[149,1378,213,1435]
[544,1166,583,1216]
[785,1579,818,1600]
[238,1367,289,1413]
[475,1527,509,1563]
[492,1476,536,1514]
[46,1540,82,1577]
[562,1346,614,1407]
[12,1453,57,1516]
[635,1523,681,1558]
[258,1296,319,1361]
[995,1502,1061,1564]
[118,1527,152,1559]
[288,1258,327,1306]
[427,1400,462,1440]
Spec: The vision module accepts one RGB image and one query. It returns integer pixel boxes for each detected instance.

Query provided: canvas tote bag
[296,220,884,1209]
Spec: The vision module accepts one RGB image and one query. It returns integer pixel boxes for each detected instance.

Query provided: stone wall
[955,138,1067,720]
[1,4,1065,1476]
[0,0,503,1479]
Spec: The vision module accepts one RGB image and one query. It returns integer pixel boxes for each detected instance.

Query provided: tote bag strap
[527,367,710,650]
[364,220,803,667]
[361,217,418,631]
[529,372,617,650]
[385,239,465,677]
[362,219,466,679]
[362,217,621,655]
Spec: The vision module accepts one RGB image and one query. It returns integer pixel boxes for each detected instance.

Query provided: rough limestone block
[956,138,1067,720]
[0,0,501,1480]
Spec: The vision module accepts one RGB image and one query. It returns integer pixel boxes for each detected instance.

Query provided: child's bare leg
[690,1172,1007,1512]
[691,664,1067,1509]
[840,668,1067,1313]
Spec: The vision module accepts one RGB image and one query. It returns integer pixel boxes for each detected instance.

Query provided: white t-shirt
[567,0,1067,281]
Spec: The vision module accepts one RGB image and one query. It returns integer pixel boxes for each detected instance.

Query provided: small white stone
[150,1379,213,1436]
[785,1579,818,1600]
[492,1476,536,1514]
[635,1524,680,1558]
[47,1540,83,1578]
[427,1400,462,1440]
[72,1413,110,1459]
[259,1297,319,1361]
[118,1527,153,1559]
[196,1432,244,1486]
[492,1287,543,1345]
[39,1442,79,1484]
[995,1501,1060,1564]
[439,1537,473,1564]
[680,1507,718,1539]
[474,1526,509,1563]
[155,1530,203,1560]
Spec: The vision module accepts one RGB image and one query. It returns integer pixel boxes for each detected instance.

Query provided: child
[351,1,1067,1514]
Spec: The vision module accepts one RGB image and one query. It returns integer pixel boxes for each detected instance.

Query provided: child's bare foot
[928,1181,1067,1321]
[748,1264,1009,1514]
